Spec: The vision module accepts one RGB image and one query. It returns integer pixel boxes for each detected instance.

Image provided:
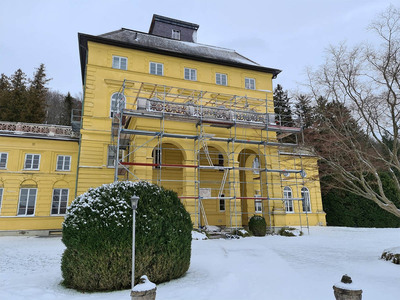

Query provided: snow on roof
[98,28,261,67]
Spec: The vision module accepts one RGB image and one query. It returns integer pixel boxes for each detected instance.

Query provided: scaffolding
[110,80,317,232]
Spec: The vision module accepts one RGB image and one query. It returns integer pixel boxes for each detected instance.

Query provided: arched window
[110,93,126,117]
[252,156,260,174]
[283,186,294,213]
[301,187,311,212]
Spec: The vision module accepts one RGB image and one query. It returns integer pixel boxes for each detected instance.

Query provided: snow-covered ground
[1,227,399,300]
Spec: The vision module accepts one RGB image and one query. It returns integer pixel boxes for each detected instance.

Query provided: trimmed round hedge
[61,181,193,292]
[248,215,267,236]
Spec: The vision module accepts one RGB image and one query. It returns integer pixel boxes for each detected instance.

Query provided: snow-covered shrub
[278,226,303,237]
[381,247,400,264]
[61,181,192,291]
[248,215,267,236]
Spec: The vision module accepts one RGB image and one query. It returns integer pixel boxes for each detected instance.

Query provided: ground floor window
[0,188,3,214]
[301,187,311,212]
[219,194,225,211]
[18,188,37,216]
[283,186,294,213]
[51,189,69,215]
[255,195,262,213]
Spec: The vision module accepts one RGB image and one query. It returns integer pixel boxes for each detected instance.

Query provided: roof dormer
[149,14,199,42]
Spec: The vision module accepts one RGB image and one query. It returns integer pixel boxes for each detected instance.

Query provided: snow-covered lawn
[1,227,399,300]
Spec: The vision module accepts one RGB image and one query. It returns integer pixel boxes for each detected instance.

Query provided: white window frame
[172,29,181,40]
[301,187,312,213]
[219,194,225,212]
[149,62,164,76]
[245,77,256,90]
[112,55,127,70]
[216,73,227,86]
[24,154,40,170]
[255,195,262,213]
[0,152,8,169]
[152,148,161,169]
[51,188,69,215]
[17,188,37,216]
[283,186,294,213]
[184,68,197,81]
[110,92,126,117]
[56,155,71,171]
[0,188,3,215]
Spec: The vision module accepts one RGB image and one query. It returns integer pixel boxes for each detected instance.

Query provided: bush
[61,181,193,292]
[278,227,302,237]
[248,215,267,236]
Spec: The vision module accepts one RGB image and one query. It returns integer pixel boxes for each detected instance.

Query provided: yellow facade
[0,16,325,233]
[0,128,78,232]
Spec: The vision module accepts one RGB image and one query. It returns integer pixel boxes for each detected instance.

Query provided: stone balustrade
[0,121,78,138]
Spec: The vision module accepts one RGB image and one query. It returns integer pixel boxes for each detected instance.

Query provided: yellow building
[0,15,325,234]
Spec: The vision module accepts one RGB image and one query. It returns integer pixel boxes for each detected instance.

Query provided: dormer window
[172,29,181,40]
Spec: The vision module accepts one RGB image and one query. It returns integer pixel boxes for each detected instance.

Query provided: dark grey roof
[99,28,262,67]
[78,28,281,84]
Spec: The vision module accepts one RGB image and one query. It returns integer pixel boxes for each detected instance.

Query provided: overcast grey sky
[0,0,395,97]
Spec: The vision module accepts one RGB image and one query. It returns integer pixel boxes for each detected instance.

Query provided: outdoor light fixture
[130,195,139,293]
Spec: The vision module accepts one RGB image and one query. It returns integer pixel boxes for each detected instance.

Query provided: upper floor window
[216,73,227,86]
[56,155,71,171]
[18,188,37,216]
[172,29,181,40]
[184,68,197,81]
[24,154,40,170]
[283,186,294,213]
[150,62,163,76]
[110,93,126,117]
[107,145,117,167]
[252,156,260,174]
[301,187,311,212]
[245,77,256,90]
[112,56,127,70]
[0,153,8,169]
[51,188,69,215]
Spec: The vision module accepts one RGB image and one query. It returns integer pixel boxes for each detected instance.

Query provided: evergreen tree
[273,84,293,127]
[5,69,29,122]
[27,64,50,123]
[294,94,313,129]
[0,74,11,120]
[63,92,73,125]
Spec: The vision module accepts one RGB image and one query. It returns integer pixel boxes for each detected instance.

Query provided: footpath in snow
[0,226,399,300]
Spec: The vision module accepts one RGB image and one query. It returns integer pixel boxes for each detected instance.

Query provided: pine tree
[27,64,50,123]
[294,94,313,129]
[0,74,11,120]
[273,84,294,127]
[5,69,29,122]
[62,92,73,125]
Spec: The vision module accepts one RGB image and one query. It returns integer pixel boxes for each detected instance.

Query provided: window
[301,187,311,212]
[0,188,3,214]
[152,148,161,168]
[107,145,117,167]
[252,156,260,174]
[255,195,262,213]
[0,153,8,169]
[245,77,256,90]
[150,62,163,76]
[24,154,40,170]
[17,188,37,216]
[51,189,69,215]
[172,29,181,40]
[217,154,224,167]
[110,93,126,117]
[216,73,227,86]
[283,186,294,213]
[56,155,71,171]
[219,194,225,211]
[112,56,127,70]
[184,68,197,81]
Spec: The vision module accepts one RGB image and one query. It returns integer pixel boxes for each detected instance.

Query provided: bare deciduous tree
[306,6,400,217]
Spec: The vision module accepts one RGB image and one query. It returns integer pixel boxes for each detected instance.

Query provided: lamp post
[131,195,139,292]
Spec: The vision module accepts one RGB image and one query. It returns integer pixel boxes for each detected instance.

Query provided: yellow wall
[0,136,78,231]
